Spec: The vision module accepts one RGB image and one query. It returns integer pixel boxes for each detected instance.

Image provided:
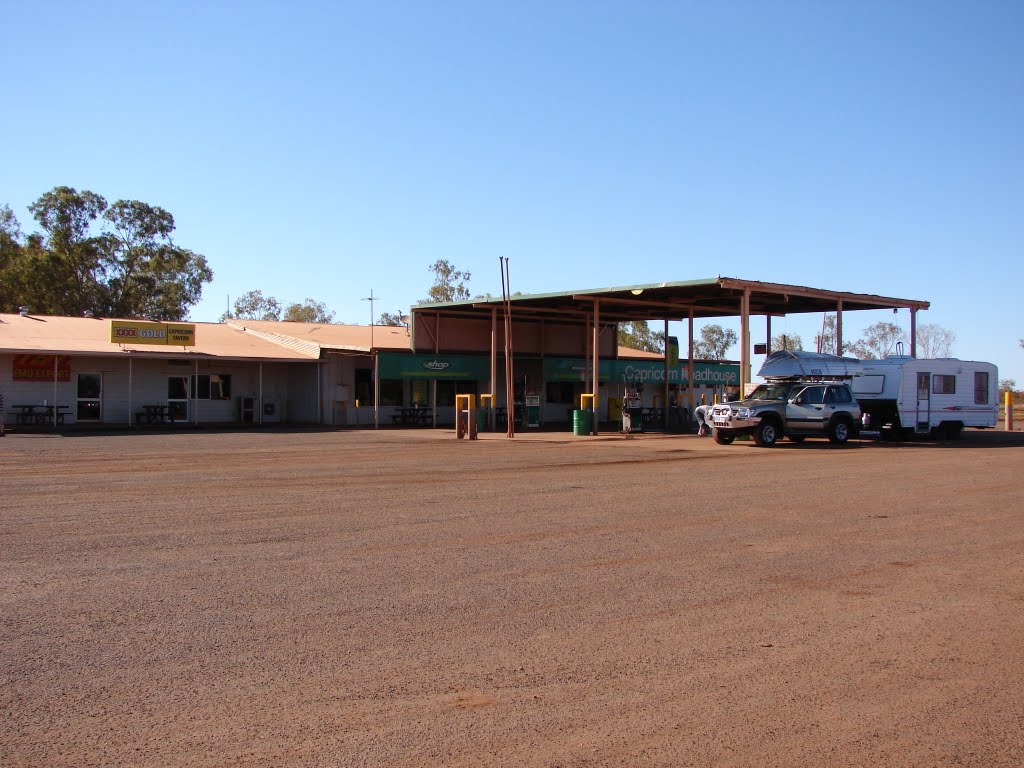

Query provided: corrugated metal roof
[0,313,320,361]
[0,314,704,362]
[616,346,662,359]
[230,320,412,352]
[414,276,930,323]
[417,278,723,310]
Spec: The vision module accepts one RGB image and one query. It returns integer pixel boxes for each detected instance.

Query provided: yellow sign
[166,324,196,346]
[110,320,196,346]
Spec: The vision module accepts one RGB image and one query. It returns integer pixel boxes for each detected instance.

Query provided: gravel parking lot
[2,428,1023,767]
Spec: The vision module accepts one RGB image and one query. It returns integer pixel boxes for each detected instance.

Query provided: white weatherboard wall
[284,362,321,423]
[0,354,322,426]
[0,357,76,418]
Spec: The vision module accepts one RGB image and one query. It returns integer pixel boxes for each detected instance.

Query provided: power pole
[362,290,379,429]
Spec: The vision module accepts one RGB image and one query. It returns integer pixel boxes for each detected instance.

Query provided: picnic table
[12,404,71,427]
[392,407,431,426]
[641,407,664,427]
[136,404,170,425]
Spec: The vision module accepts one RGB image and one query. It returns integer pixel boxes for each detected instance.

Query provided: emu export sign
[13,354,71,382]
[110,321,196,346]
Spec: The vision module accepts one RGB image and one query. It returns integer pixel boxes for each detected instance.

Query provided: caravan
[851,356,997,440]
[757,350,998,440]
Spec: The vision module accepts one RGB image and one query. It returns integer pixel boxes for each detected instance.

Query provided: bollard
[455,394,477,440]
[1006,391,1014,432]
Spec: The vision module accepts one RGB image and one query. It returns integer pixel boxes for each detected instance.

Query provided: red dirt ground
[2,428,1023,767]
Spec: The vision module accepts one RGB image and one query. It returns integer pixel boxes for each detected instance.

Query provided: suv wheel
[713,430,734,445]
[753,420,780,447]
[828,418,851,444]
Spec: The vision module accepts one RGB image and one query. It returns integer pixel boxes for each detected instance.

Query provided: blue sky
[3,1,1022,383]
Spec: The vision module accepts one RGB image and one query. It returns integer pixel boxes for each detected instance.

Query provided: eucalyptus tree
[2,186,211,319]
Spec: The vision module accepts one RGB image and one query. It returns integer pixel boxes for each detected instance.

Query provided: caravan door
[915,372,931,432]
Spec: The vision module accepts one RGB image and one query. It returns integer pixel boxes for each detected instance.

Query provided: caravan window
[975,372,990,404]
[933,375,956,395]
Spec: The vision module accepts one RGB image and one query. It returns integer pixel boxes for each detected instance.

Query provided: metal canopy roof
[413,276,930,324]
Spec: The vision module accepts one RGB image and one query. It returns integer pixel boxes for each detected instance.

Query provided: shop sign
[543,358,613,382]
[375,353,737,385]
[614,360,740,386]
[543,357,737,386]
[166,324,196,345]
[13,354,71,382]
[110,320,196,346]
[377,353,490,380]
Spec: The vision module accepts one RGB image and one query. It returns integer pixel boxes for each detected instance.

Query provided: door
[77,373,102,421]
[167,376,189,423]
[916,372,930,431]
[788,385,828,433]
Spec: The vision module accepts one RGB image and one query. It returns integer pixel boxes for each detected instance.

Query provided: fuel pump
[525,394,541,428]
[621,372,644,433]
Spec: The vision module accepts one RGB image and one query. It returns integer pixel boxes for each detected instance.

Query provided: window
[826,386,852,404]
[168,376,188,399]
[411,380,429,407]
[917,373,931,401]
[211,375,231,400]
[167,376,189,422]
[352,370,405,406]
[436,380,478,407]
[933,375,956,395]
[975,372,990,404]
[795,386,825,405]
[77,373,102,421]
[379,379,404,407]
[748,383,792,401]
[852,375,885,396]
[190,374,232,400]
[545,382,578,405]
[355,368,373,405]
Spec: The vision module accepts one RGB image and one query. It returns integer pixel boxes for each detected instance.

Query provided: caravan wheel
[934,422,963,441]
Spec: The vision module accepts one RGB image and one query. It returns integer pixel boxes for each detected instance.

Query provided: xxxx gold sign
[110,320,196,346]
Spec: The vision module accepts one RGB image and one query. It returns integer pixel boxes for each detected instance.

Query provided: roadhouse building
[0,277,928,433]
